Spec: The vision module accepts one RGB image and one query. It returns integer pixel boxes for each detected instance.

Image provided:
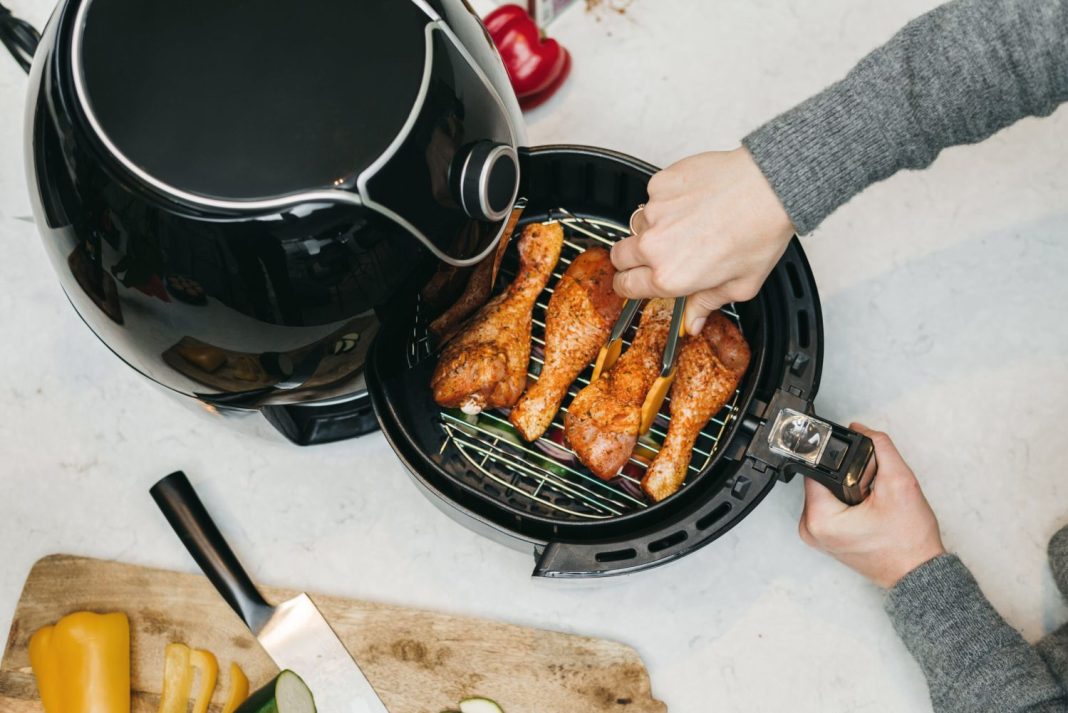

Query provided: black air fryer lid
[72,0,523,265]
[78,0,429,201]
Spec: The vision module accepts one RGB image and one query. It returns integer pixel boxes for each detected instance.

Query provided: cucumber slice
[459,697,504,713]
[234,670,315,713]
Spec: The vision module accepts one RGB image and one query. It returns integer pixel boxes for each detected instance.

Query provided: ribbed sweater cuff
[1037,623,1068,692]
[743,77,896,235]
[885,553,980,629]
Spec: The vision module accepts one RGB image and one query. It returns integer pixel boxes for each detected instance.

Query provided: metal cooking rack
[416,210,744,521]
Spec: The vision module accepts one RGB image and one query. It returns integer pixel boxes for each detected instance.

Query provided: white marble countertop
[2,1,1067,711]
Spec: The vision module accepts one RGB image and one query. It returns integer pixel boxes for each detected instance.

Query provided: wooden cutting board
[0,555,665,712]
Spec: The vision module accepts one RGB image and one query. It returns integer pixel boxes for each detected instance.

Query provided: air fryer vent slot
[696,502,732,530]
[595,547,638,563]
[797,309,810,349]
[648,530,688,553]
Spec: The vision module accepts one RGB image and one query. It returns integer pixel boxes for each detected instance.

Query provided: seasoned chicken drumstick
[642,312,750,502]
[510,248,625,441]
[431,222,563,414]
[428,206,522,344]
[564,298,675,480]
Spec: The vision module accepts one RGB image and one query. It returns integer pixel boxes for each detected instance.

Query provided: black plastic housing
[24,0,524,408]
[261,392,379,446]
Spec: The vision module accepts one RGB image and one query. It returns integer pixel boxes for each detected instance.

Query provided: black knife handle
[150,471,274,632]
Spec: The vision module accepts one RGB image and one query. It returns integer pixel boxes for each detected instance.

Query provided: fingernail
[688,317,706,335]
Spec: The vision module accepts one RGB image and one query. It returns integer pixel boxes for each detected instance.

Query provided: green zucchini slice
[458,697,505,713]
[234,670,315,713]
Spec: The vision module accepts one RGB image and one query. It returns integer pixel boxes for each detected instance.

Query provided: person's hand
[799,424,946,589]
[610,147,795,335]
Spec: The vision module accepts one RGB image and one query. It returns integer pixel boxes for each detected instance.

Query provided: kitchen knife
[150,471,389,713]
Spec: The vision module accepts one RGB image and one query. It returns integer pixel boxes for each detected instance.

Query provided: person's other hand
[799,424,946,589]
[610,147,795,335]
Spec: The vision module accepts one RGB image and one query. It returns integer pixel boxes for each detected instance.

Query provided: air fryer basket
[369,146,833,576]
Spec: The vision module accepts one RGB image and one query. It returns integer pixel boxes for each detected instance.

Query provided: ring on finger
[629,204,647,235]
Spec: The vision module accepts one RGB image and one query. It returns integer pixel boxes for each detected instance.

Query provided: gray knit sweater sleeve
[885,553,1068,712]
[743,0,1068,234]
[1038,525,1068,692]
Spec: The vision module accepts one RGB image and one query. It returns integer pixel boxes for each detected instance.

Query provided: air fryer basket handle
[150,471,275,631]
[784,423,876,505]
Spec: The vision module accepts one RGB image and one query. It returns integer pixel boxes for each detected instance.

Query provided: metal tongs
[591,205,688,435]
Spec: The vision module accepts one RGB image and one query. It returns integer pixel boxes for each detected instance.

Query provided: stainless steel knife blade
[257,594,389,713]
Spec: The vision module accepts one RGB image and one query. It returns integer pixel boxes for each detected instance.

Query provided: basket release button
[820,436,849,471]
[731,475,752,500]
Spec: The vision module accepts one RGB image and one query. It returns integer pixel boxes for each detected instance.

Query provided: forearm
[744,0,1068,234]
[886,554,1068,713]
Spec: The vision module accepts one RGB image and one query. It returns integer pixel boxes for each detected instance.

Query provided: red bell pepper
[519,49,571,110]
[484,4,570,100]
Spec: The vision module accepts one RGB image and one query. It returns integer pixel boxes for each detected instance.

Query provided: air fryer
[13,0,875,575]
[23,0,525,443]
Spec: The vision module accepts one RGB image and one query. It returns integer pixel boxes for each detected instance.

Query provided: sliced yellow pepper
[158,642,193,713]
[28,611,130,713]
[222,661,250,713]
[190,648,219,713]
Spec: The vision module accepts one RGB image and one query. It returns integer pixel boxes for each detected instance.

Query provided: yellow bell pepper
[27,626,63,713]
[190,648,218,713]
[158,642,193,713]
[28,611,130,713]
[222,661,250,713]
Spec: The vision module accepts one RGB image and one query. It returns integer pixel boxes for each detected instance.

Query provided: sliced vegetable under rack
[421,213,745,522]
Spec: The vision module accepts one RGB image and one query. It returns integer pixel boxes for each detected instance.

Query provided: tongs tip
[641,297,687,434]
[591,298,643,381]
